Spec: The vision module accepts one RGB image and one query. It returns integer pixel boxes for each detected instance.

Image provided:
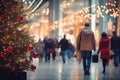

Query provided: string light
[26,0,36,10]
[29,0,43,14]
[23,0,119,38]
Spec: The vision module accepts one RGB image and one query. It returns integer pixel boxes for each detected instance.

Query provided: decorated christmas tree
[0,0,34,72]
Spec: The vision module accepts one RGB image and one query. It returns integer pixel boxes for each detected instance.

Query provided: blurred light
[67,2,70,6]
[30,26,33,29]
[22,0,25,2]
[29,1,32,4]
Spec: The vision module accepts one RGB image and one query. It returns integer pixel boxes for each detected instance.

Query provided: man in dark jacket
[58,35,69,63]
[110,31,120,67]
[45,38,54,62]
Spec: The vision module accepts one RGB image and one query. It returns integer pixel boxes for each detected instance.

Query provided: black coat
[45,39,54,49]
[59,38,69,50]
[110,35,120,50]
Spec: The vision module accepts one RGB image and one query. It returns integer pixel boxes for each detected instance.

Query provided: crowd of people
[29,35,75,64]
[28,22,120,75]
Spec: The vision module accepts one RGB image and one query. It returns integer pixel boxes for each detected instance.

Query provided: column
[49,0,60,23]
[49,0,60,37]
[99,0,107,36]
[58,0,63,41]
[89,0,97,32]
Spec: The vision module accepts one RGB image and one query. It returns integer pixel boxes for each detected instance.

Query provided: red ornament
[0,52,6,58]
[17,15,23,21]
[25,59,30,63]
[2,36,7,40]
[27,45,33,51]
[33,52,38,58]
[0,14,4,20]
[31,65,36,71]
[13,0,18,5]
[7,46,13,53]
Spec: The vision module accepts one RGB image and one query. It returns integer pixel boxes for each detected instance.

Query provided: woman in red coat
[97,32,110,73]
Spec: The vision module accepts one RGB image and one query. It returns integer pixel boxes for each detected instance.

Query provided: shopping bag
[110,54,114,59]
[73,50,82,63]
[92,54,98,63]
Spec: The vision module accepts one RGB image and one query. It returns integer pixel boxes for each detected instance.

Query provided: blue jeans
[67,50,73,59]
[119,53,120,63]
[113,50,120,66]
[61,50,68,63]
[81,51,92,72]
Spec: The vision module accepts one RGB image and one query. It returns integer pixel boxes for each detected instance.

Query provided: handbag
[92,51,98,63]
[110,54,114,59]
[73,50,82,63]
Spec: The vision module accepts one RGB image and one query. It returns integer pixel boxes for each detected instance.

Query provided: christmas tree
[0,0,34,72]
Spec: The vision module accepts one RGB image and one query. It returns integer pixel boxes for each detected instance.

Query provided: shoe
[63,61,66,64]
[84,71,90,75]
[87,71,90,75]
[114,64,118,67]
[102,70,105,73]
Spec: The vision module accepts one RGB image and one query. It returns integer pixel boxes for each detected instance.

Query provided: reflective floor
[27,57,120,80]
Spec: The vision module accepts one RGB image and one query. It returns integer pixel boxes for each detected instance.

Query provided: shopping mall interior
[0,0,120,80]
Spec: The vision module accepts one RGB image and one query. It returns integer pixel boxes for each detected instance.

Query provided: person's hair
[112,31,116,35]
[101,32,107,38]
[63,35,66,39]
[85,23,90,27]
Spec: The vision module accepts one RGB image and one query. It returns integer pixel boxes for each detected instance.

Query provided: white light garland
[26,1,120,31]
[29,0,43,14]
[27,0,36,10]
[24,0,43,14]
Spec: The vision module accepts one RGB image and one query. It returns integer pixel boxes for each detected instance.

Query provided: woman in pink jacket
[97,32,110,73]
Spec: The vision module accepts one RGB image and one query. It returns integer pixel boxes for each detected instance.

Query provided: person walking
[52,38,58,61]
[110,31,120,67]
[76,23,96,75]
[45,38,54,63]
[58,35,69,64]
[97,32,110,73]
[36,39,44,62]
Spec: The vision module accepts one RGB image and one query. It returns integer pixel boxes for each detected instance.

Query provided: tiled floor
[27,57,120,80]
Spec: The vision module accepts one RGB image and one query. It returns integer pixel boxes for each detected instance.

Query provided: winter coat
[45,39,54,54]
[110,35,120,50]
[76,27,96,51]
[59,38,69,50]
[98,37,110,59]
[45,39,54,49]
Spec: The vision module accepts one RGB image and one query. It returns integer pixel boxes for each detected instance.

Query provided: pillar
[99,0,108,36]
